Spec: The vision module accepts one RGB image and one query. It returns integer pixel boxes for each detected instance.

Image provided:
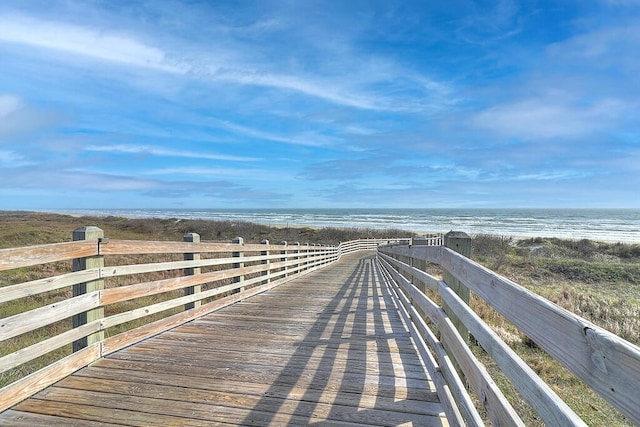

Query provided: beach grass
[1,211,639,425]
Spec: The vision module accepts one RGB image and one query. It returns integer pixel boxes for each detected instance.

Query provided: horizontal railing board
[98,251,317,279]
[378,244,443,265]
[378,255,523,426]
[379,252,585,426]
[101,249,331,283]
[101,263,267,306]
[0,344,100,413]
[99,240,335,256]
[439,248,640,425]
[0,269,100,305]
[0,292,100,342]
[0,321,101,374]
[0,249,338,305]
[0,240,97,271]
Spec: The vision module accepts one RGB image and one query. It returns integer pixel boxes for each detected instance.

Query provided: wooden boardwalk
[1,252,448,426]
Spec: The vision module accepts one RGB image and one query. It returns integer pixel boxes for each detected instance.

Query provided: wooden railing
[377,235,640,426]
[0,227,394,412]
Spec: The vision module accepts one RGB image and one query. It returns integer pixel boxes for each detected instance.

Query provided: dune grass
[469,234,639,425]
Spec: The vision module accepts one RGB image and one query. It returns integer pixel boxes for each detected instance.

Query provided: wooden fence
[378,233,640,426]
[0,227,394,412]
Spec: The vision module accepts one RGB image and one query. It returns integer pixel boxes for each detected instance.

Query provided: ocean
[53,208,640,244]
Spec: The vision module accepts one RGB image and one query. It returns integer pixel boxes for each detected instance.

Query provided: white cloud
[0,149,34,167]
[471,97,627,139]
[143,166,292,181]
[0,14,186,73]
[85,144,260,162]
[0,94,22,118]
[547,24,640,65]
[514,170,588,181]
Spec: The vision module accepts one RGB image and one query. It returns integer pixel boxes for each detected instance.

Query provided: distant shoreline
[4,209,640,245]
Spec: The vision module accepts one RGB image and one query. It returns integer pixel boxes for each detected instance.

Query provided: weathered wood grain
[0,321,101,374]
[379,256,484,426]
[100,239,332,256]
[380,251,586,426]
[3,252,450,426]
[378,254,523,426]
[0,269,99,305]
[0,240,97,271]
[0,345,100,413]
[439,248,640,425]
[0,410,123,426]
[0,292,100,342]
[380,243,640,425]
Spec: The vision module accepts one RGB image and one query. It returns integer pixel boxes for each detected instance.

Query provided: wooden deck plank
[70,366,441,415]
[0,410,123,427]
[112,343,429,378]
[2,252,449,426]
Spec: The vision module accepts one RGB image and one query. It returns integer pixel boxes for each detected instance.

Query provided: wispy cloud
[209,119,336,147]
[85,144,260,162]
[0,14,186,73]
[0,10,453,113]
[0,149,34,167]
[209,70,384,111]
[143,166,291,181]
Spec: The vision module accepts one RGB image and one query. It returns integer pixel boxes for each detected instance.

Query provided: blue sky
[1,0,639,209]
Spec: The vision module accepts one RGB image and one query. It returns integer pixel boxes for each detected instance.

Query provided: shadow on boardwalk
[239,253,445,425]
[2,253,446,426]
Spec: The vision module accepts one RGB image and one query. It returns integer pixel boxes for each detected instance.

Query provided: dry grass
[469,233,639,425]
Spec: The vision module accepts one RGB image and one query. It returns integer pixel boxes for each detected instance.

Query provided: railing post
[303,242,309,271]
[443,231,472,344]
[72,226,104,352]
[411,237,429,294]
[232,237,244,293]
[293,242,300,273]
[261,240,270,284]
[280,241,288,277]
[183,232,201,310]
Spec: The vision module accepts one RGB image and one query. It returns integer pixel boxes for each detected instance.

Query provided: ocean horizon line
[33,207,640,244]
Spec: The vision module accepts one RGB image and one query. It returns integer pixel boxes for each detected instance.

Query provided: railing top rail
[0,240,97,271]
